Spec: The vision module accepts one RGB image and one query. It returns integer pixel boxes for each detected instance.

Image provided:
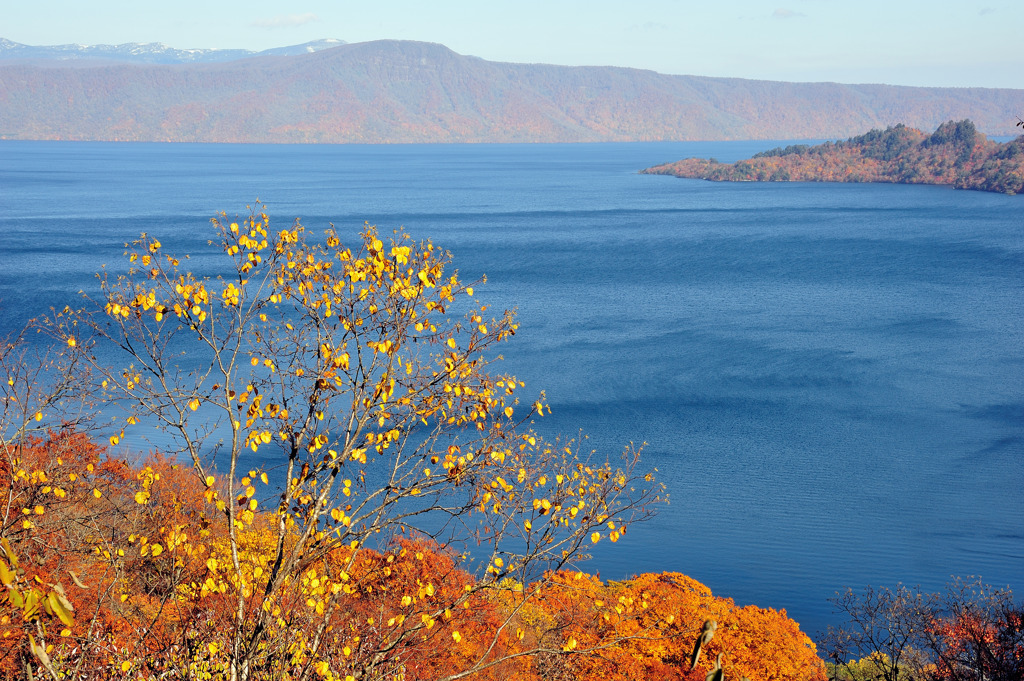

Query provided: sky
[3,0,1022,89]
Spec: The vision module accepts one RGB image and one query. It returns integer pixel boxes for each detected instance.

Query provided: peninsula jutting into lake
[641,120,1024,194]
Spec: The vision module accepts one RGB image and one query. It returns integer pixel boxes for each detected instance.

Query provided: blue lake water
[1,140,1022,639]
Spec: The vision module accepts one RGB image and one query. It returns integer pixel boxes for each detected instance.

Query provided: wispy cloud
[250,13,320,29]
[772,8,805,19]
[978,6,996,15]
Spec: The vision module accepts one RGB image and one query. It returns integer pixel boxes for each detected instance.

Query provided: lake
[1,140,1021,638]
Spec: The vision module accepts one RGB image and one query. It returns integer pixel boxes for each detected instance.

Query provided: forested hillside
[1,40,1022,143]
[642,120,1024,194]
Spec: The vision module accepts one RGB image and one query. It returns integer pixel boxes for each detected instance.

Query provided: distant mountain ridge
[1,39,1022,143]
[0,37,346,64]
[641,120,1024,194]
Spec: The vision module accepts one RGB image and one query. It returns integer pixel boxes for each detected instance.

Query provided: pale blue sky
[3,0,1022,88]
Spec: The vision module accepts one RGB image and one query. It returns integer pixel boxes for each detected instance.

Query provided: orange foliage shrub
[0,430,231,678]
[526,570,826,681]
[1,430,826,680]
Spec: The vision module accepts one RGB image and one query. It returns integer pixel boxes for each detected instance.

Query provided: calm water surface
[1,140,1022,638]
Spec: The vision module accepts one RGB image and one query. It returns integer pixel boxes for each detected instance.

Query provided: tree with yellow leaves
[48,205,663,680]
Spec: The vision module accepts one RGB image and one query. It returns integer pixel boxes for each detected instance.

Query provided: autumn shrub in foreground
[1,430,826,680]
[5,206,665,680]
[1,206,832,680]
[0,431,225,678]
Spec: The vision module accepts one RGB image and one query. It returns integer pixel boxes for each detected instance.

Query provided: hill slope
[1,40,1022,143]
[641,120,1024,194]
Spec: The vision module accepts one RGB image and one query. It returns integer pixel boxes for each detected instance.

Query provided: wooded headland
[641,121,1024,194]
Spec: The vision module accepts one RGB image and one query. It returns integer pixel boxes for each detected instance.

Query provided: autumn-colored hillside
[641,120,1024,194]
[1,40,1023,142]
[0,430,826,681]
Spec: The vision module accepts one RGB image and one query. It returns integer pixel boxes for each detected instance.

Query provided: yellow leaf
[93,489,102,499]
[67,337,76,347]
[591,532,601,544]
[452,631,462,643]
[47,592,74,627]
